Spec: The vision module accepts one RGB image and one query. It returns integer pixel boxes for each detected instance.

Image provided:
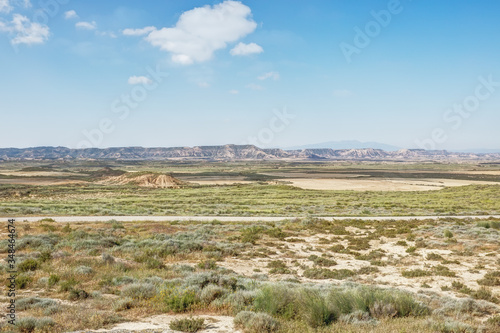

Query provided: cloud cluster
[128,76,152,85]
[76,21,97,30]
[258,71,279,80]
[230,42,263,56]
[123,26,155,36]
[0,13,49,45]
[0,0,12,13]
[144,0,260,64]
[64,10,78,20]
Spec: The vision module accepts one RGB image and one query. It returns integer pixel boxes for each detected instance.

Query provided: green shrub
[48,274,60,287]
[102,253,115,265]
[433,265,456,277]
[308,255,337,267]
[17,297,57,311]
[17,258,40,272]
[327,285,430,319]
[16,316,55,333]
[200,284,227,304]
[477,271,500,286]
[74,265,93,275]
[156,286,198,312]
[169,317,205,333]
[444,229,454,238]
[234,311,279,333]
[402,269,432,278]
[68,289,89,301]
[113,297,135,311]
[487,315,500,327]
[121,283,157,300]
[59,278,78,292]
[406,246,417,254]
[241,226,264,244]
[426,253,445,261]
[298,288,336,327]
[303,268,355,280]
[254,285,298,319]
[38,250,52,263]
[15,274,32,289]
[267,260,291,274]
[197,259,217,270]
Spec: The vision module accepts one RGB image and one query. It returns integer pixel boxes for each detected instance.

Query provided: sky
[1,0,499,151]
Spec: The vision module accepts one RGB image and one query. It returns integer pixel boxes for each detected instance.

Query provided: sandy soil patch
[262,172,368,178]
[189,180,253,185]
[0,178,85,185]
[94,314,239,333]
[284,178,499,191]
[0,171,82,177]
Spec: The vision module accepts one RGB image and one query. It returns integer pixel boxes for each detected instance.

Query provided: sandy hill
[97,173,184,188]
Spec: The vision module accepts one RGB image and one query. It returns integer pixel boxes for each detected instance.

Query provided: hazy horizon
[1,0,499,151]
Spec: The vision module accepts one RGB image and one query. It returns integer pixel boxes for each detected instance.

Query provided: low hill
[97,173,185,188]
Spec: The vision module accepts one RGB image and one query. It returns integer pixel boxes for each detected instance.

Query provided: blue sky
[1,0,499,150]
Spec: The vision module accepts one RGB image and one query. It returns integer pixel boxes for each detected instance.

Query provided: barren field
[284,178,499,191]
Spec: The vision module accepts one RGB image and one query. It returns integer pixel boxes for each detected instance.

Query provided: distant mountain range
[285,140,401,151]
[1,145,500,161]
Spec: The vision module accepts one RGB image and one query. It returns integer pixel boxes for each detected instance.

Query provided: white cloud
[258,71,279,80]
[246,83,263,91]
[97,31,117,38]
[197,82,210,88]
[145,0,257,65]
[64,10,78,20]
[128,76,152,85]
[229,89,239,94]
[0,0,31,13]
[0,0,12,13]
[75,21,97,30]
[0,14,49,45]
[333,89,354,97]
[230,42,263,56]
[123,26,156,36]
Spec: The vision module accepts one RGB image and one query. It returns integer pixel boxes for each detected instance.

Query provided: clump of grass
[121,283,157,300]
[234,311,279,333]
[16,316,56,333]
[303,268,355,280]
[113,297,135,311]
[169,317,205,333]
[402,269,432,278]
[443,229,454,238]
[197,259,217,270]
[433,265,456,277]
[74,265,93,275]
[308,255,337,267]
[200,284,227,304]
[477,221,500,229]
[477,271,500,286]
[241,226,264,244]
[154,286,198,312]
[426,253,445,261]
[59,278,78,292]
[17,258,40,272]
[406,246,417,254]
[267,260,291,274]
[69,289,89,301]
[102,253,115,265]
[254,285,298,319]
[13,274,32,289]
